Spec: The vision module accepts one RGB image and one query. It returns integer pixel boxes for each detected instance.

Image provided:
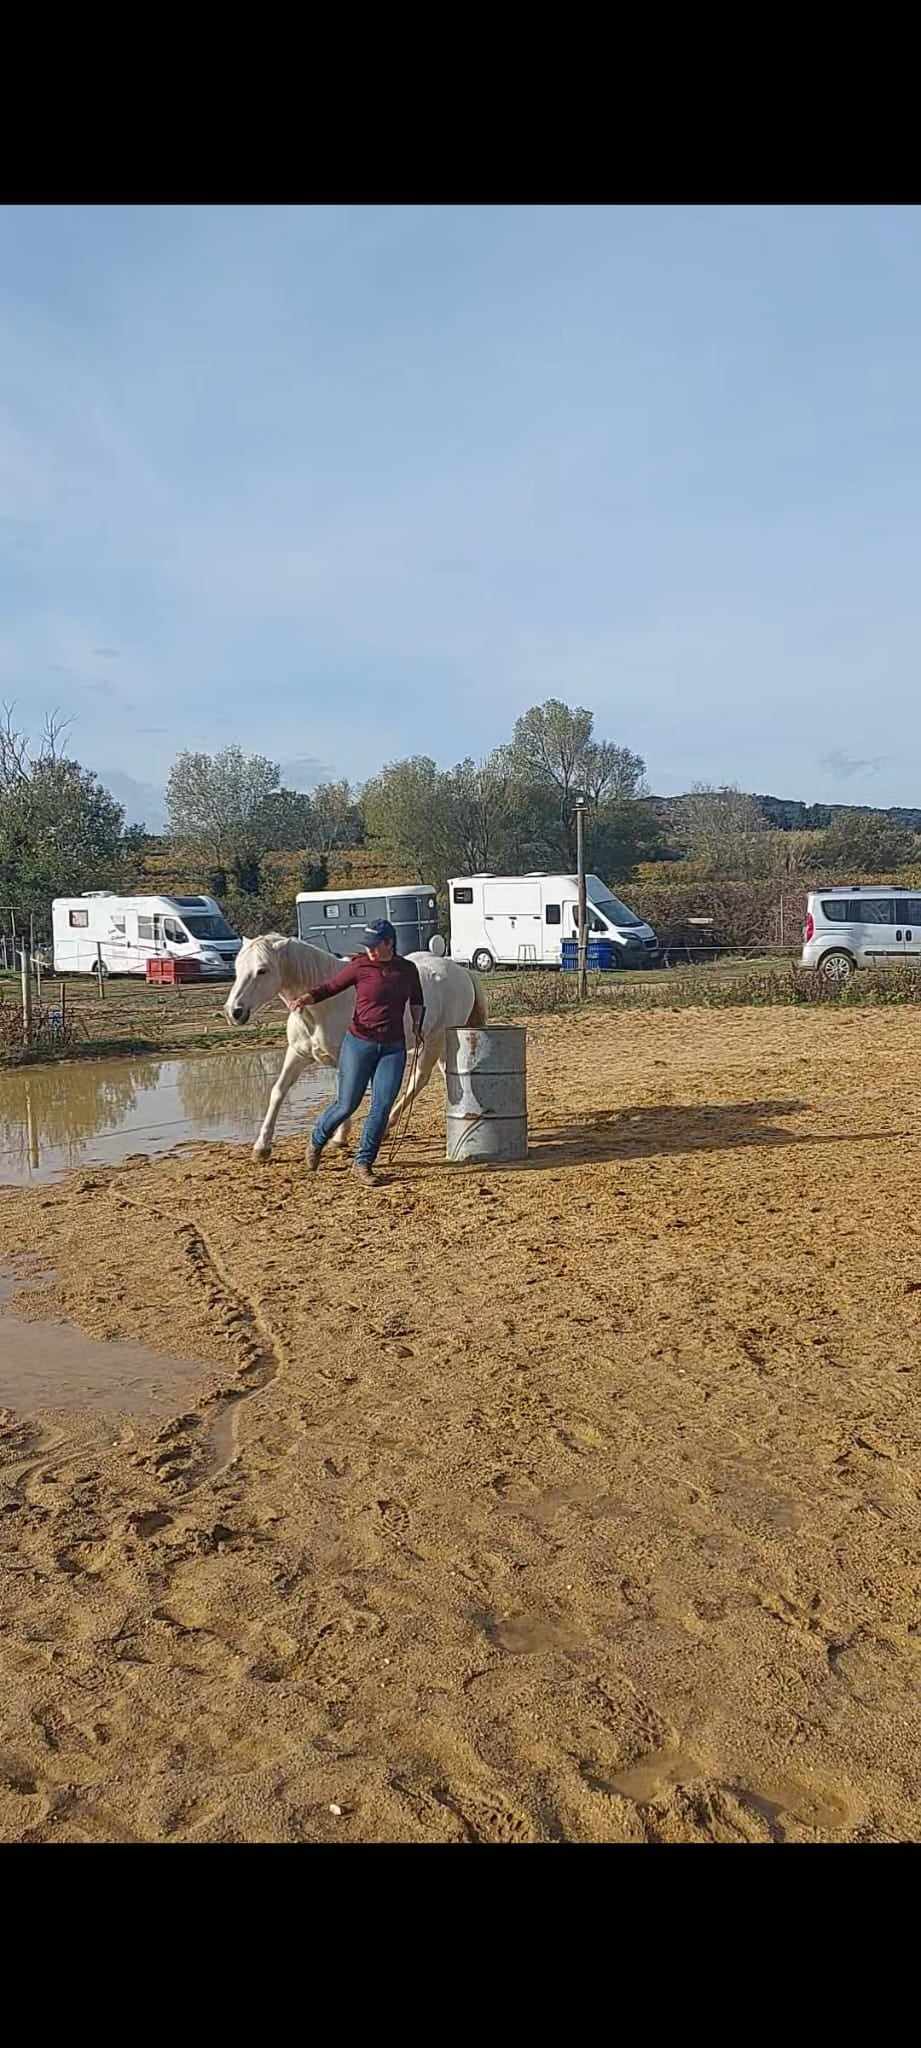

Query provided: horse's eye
[255,966,268,976]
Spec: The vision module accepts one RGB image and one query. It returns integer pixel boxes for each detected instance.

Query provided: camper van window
[68,909,89,928]
[591,895,641,928]
[545,904,561,925]
[348,903,366,918]
[110,917,126,935]
[453,888,473,905]
[163,918,189,944]
[137,916,155,943]
[324,905,341,919]
[183,913,234,940]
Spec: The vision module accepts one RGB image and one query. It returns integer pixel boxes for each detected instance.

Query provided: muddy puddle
[0,1271,213,1420]
[0,1050,333,1188]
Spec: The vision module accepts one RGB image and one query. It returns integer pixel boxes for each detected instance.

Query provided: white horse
[223,934,486,1163]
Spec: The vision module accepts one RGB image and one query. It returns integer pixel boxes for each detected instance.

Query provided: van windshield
[590,895,641,928]
[182,913,237,941]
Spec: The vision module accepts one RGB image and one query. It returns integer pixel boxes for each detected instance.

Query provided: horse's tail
[466,970,487,1028]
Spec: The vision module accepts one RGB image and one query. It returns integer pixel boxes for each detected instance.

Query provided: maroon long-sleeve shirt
[305,953,425,1045]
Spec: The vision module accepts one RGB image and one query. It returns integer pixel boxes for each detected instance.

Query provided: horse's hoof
[252,1145,271,1164]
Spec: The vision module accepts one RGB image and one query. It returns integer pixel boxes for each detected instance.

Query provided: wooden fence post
[21,944,33,1045]
[96,941,106,997]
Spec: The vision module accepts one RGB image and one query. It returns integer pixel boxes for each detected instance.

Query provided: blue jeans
[311,1031,407,1167]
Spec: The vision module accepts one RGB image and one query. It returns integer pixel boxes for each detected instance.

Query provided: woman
[294,918,425,1187]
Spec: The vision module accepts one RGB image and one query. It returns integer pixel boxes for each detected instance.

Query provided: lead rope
[385,1036,421,1171]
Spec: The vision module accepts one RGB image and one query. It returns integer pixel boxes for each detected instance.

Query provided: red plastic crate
[146,957,201,984]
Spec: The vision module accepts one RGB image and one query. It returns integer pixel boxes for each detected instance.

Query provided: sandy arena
[1,1004,920,1843]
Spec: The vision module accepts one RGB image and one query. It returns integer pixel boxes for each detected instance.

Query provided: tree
[250,787,317,852]
[309,780,365,856]
[671,784,768,878]
[821,809,915,875]
[165,746,281,871]
[362,757,446,879]
[0,706,135,931]
[508,700,647,863]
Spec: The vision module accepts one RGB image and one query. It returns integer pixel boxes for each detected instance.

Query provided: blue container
[561,937,616,972]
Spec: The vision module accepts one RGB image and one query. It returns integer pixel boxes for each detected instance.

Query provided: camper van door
[483,880,542,965]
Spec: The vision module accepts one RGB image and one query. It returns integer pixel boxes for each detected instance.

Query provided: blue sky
[2,203,921,826]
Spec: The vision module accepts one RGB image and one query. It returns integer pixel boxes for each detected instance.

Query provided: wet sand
[1,1005,920,1842]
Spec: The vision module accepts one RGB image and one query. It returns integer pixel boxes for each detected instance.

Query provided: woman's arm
[292,957,361,1011]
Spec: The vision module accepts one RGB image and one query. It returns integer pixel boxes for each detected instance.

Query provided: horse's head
[224,935,288,1025]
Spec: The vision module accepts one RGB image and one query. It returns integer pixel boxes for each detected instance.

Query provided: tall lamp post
[575,793,588,999]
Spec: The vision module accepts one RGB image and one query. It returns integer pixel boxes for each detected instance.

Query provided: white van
[802,886,921,982]
[52,893,242,979]
[448,872,659,971]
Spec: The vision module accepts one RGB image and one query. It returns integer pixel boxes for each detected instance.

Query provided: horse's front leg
[329,1117,352,1151]
[253,1044,309,1162]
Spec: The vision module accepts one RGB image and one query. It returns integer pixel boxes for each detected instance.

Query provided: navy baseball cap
[364,918,397,948]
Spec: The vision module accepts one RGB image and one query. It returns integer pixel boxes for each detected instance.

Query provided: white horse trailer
[448,873,659,971]
[52,893,242,978]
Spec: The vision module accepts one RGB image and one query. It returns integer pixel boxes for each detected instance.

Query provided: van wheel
[819,949,855,984]
[472,948,495,974]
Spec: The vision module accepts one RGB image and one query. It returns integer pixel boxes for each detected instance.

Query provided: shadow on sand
[394,1098,908,1177]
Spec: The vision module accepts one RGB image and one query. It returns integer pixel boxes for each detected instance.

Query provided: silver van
[801,887,921,981]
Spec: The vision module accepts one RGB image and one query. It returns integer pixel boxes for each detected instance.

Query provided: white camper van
[448,873,659,971]
[52,894,242,979]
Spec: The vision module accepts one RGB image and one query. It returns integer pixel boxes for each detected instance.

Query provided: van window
[110,916,126,936]
[821,900,894,924]
[590,894,641,928]
[68,908,89,928]
[453,887,473,904]
[137,916,155,943]
[324,905,341,919]
[904,899,921,922]
[545,903,561,924]
[162,918,189,944]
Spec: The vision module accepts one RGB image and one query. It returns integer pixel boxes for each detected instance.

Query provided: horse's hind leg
[253,1045,308,1162]
[386,1039,441,1130]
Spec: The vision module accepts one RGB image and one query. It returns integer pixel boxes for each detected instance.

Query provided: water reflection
[0,1051,333,1188]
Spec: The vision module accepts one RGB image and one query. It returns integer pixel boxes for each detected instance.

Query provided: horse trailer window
[388,897,423,920]
[904,899,921,922]
[453,887,473,904]
[324,905,341,919]
[545,903,561,924]
[68,908,89,928]
[348,902,366,918]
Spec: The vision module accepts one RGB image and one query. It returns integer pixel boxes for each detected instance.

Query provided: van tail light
[804,912,814,942]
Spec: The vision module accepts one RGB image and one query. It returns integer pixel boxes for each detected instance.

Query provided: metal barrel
[445,1024,528,1163]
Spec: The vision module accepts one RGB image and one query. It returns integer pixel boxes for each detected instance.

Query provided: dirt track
[2,1004,920,1843]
